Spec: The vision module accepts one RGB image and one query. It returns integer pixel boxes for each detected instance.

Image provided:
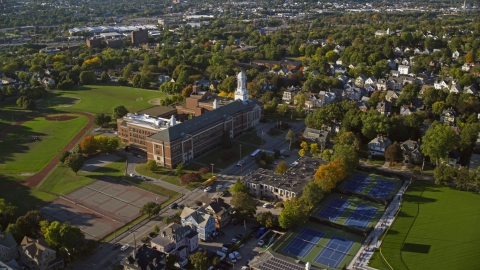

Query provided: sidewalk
[348,180,410,270]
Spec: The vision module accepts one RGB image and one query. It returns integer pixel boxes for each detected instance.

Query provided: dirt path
[0,112,95,190]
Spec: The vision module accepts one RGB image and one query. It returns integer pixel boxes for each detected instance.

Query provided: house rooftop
[0,232,17,248]
[136,106,177,118]
[122,244,166,270]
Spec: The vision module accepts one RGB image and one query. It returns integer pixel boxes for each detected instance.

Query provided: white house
[398,65,410,75]
[368,135,392,156]
[434,79,449,90]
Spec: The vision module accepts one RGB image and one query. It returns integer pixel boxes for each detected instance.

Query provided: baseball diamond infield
[39,177,167,240]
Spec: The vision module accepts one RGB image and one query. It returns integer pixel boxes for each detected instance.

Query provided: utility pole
[211,163,214,178]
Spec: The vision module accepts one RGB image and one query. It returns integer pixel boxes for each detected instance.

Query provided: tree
[175,163,185,176]
[0,199,17,229]
[231,192,257,219]
[310,143,320,158]
[321,149,332,161]
[146,160,158,171]
[300,181,324,210]
[42,221,85,253]
[181,84,193,97]
[132,74,142,88]
[100,72,110,83]
[118,77,128,86]
[336,132,361,150]
[113,105,129,119]
[314,158,347,191]
[106,137,119,152]
[423,87,447,108]
[65,153,84,174]
[6,223,22,243]
[153,225,160,234]
[298,149,306,157]
[189,251,209,270]
[421,122,459,164]
[277,104,289,115]
[459,123,480,149]
[16,210,44,238]
[434,163,456,185]
[230,178,249,194]
[139,202,161,216]
[221,130,232,149]
[257,211,277,228]
[300,141,309,151]
[79,71,97,85]
[278,197,308,229]
[94,113,111,127]
[275,161,289,174]
[332,144,358,175]
[385,142,403,165]
[79,135,98,155]
[217,76,237,93]
[180,173,201,185]
[163,216,171,225]
[432,101,446,115]
[16,96,36,110]
[396,84,420,107]
[59,151,71,163]
[285,129,295,150]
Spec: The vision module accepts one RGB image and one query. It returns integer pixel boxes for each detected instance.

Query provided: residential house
[357,99,368,112]
[344,87,362,101]
[387,78,403,91]
[376,100,392,116]
[365,77,377,85]
[18,237,63,270]
[121,244,166,270]
[303,128,330,150]
[450,84,462,94]
[368,135,392,156]
[375,28,391,37]
[0,232,18,263]
[278,68,293,77]
[390,70,400,77]
[330,64,347,75]
[462,63,473,72]
[388,59,397,69]
[180,208,215,241]
[364,85,376,94]
[464,85,477,95]
[305,93,321,109]
[318,91,336,107]
[452,50,461,60]
[354,75,367,88]
[282,87,298,104]
[376,79,387,91]
[194,79,210,88]
[150,223,198,264]
[249,251,320,270]
[337,75,348,85]
[385,90,399,105]
[434,79,449,90]
[157,75,170,85]
[398,65,410,75]
[440,108,457,126]
[400,140,423,165]
[204,198,232,228]
[336,59,343,65]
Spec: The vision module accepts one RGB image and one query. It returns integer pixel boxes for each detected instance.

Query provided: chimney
[306,262,311,270]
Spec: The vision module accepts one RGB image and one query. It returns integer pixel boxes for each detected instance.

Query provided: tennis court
[368,180,397,199]
[317,198,351,221]
[343,174,372,193]
[314,237,355,268]
[344,204,378,230]
[282,228,324,258]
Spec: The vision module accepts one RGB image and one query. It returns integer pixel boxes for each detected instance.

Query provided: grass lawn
[135,163,207,190]
[371,184,480,270]
[0,183,58,216]
[312,192,385,230]
[0,114,89,180]
[38,154,127,195]
[36,84,164,114]
[337,172,402,200]
[235,131,265,146]
[196,142,258,169]
[272,221,363,269]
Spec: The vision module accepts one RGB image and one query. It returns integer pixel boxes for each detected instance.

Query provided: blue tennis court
[343,174,372,193]
[344,204,378,229]
[317,198,351,221]
[368,180,397,199]
[313,237,354,268]
[283,228,324,258]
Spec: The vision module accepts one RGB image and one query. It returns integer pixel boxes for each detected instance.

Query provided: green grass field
[370,184,480,270]
[134,163,209,190]
[0,114,89,180]
[312,193,385,230]
[36,84,164,114]
[337,172,402,200]
[273,221,363,269]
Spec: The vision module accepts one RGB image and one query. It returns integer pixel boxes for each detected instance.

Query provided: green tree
[106,137,119,152]
[65,153,84,174]
[285,129,295,150]
[153,225,160,234]
[146,160,158,171]
[421,122,459,164]
[423,87,447,108]
[434,163,457,185]
[113,105,129,119]
[79,71,97,85]
[217,76,237,93]
[5,223,22,243]
[230,178,249,194]
[460,123,480,149]
[16,210,44,238]
[231,192,257,219]
[163,216,171,225]
[385,142,403,165]
[310,143,320,158]
[175,163,185,176]
[300,181,324,210]
[0,199,17,229]
[100,72,110,83]
[94,113,111,127]
[139,201,161,216]
[432,101,446,115]
[321,149,332,161]
[332,144,358,175]
[118,77,128,86]
[275,161,289,174]
[189,251,209,270]
[132,74,142,88]
[59,151,71,163]
[42,221,85,253]
[257,211,277,228]
[278,197,308,229]
[396,84,420,107]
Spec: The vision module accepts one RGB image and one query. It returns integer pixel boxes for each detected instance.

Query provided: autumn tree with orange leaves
[313,158,347,191]
[79,135,98,155]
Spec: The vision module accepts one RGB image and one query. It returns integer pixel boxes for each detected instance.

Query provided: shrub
[198,166,210,175]
[180,173,201,185]
[275,202,284,208]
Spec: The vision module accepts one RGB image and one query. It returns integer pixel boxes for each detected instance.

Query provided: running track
[0,112,94,189]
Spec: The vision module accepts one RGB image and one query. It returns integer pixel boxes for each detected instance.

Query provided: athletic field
[370,184,480,270]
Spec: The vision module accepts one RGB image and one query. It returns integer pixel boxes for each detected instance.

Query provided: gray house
[303,128,330,150]
[400,140,423,164]
[0,232,18,263]
[180,208,216,241]
[368,135,392,156]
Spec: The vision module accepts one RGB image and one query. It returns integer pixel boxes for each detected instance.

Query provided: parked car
[233,251,242,260]
[263,203,270,208]
[169,214,176,219]
[111,243,120,250]
[178,204,185,209]
[230,218,238,225]
[120,244,129,251]
[222,243,232,252]
[256,227,266,238]
[170,203,178,209]
[148,232,156,237]
[129,173,135,177]
[228,253,237,263]
[235,233,244,239]
[236,160,245,166]
[231,238,239,244]
[216,184,223,189]
[204,186,212,192]
[258,240,265,246]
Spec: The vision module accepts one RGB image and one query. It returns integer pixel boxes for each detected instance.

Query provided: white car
[120,244,129,251]
[216,184,223,189]
[236,160,245,166]
[129,173,135,177]
[228,253,237,263]
[258,240,265,246]
[231,238,239,244]
[204,186,212,192]
[222,246,229,252]
[263,203,270,208]
[233,251,242,260]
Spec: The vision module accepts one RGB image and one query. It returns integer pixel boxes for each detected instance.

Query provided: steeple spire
[234,71,248,101]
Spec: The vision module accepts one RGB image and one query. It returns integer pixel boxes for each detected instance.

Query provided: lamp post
[240,164,243,176]
[64,248,71,266]
[211,163,214,178]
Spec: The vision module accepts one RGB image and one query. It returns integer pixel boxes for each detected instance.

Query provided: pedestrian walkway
[348,180,410,270]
